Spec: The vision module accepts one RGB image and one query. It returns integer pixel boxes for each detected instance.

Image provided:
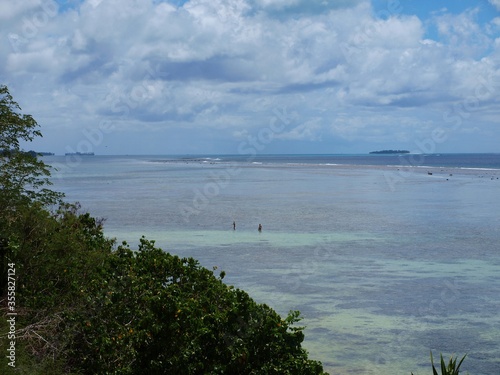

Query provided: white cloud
[254,0,299,10]
[435,8,492,58]
[493,17,500,26]
[2,0,500,153]
[489,0,500,11]
[276,118,323,141]
[0,0,42,21]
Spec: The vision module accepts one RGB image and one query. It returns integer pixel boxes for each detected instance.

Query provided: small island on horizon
[369,149,410,154]
[1,149,54,157]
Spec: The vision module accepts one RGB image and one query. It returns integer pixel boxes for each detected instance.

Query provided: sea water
[45,154,500,374]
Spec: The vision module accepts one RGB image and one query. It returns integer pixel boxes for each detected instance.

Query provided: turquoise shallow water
[46,155,500,374]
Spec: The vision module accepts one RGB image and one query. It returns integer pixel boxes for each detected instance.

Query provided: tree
[0,85,63,213]
[0,84,63,293]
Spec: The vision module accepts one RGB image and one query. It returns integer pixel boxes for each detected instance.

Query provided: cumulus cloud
[276,118,323,141]
[435,8,492,58]
[0,0,42,21]
[2,0,500,153]
[489,0,500,11]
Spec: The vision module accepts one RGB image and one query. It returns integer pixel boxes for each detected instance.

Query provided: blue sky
[1,0,500,154]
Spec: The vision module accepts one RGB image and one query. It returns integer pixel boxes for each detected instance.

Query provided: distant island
[65,152,95,156]
[31,151,54,156]
[1,149,54,157]
[369,150,410,154]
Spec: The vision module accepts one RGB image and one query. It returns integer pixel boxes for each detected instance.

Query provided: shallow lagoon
[48,155,500,374]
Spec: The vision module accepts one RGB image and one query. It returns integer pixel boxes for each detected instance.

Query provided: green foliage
[412,352,467,375]
[12,203,115,311]
[68,237,327,374]
[0,85,63,213]
[0,85,64,295]
[430,352,467,375]
[0,202,114,368]
[2,206,327,374]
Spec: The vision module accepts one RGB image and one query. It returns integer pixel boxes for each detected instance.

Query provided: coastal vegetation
[0,85,468,373]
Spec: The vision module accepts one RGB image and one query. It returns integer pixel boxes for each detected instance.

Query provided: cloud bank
[1,0,500,154]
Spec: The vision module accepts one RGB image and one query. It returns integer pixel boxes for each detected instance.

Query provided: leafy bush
[0,202,113,367]
[68,237,326,374]
[2,203,327,374]
[11,203,112,305]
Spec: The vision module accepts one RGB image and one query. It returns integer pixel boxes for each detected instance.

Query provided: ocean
[44,153,500,374]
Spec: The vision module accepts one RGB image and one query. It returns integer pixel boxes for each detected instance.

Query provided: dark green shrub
[69,237,327,374]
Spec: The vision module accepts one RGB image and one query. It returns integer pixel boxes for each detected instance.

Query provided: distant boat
[65,152,95,156]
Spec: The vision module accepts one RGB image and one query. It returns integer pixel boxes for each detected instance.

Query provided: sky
[1,0,500,155]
